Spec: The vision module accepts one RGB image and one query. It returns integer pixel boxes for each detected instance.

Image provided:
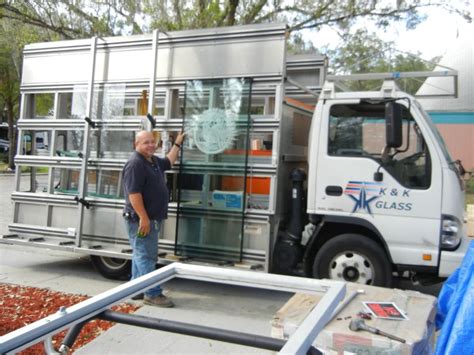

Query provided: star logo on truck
[344,181,383,215]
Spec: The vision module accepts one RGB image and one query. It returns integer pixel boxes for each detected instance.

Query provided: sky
[305,4,473,61]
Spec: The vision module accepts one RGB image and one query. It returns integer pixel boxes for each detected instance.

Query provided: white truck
[1,23,468,287]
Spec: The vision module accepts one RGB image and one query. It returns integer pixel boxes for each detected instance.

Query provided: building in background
[417,23,474,171]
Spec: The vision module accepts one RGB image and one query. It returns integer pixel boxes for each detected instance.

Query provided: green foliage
[327,29,392,74]
[287,32,317,55]
[0,0,468,173]
[467,174,474,194]
[0,0,470,116]
[1,0,470,38]
[466,174,474,205]
[0,152,8,164]
[0,31,19,100]
[0,16,51,169]
[324,29,437,94]
[34,94,55,117]
[0,17,46,111]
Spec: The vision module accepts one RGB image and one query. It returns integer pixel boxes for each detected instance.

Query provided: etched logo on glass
[191,108,237,154]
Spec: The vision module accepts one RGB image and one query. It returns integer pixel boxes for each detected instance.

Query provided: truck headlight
[440,215,461,251]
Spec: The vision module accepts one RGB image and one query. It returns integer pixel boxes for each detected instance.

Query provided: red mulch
[0,283,140,354]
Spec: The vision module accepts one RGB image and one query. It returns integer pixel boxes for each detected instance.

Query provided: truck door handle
[326,186,343,196]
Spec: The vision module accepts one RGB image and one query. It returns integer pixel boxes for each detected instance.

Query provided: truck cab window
[328,103,431,189]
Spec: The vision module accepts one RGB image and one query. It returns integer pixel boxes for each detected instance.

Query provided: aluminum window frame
[0,262,346,355]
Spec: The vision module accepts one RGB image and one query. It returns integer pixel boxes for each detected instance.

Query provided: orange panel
[221,176,244,191]
[246,176,271,194]
[224,149,272,156]
[285,97,315,111]
[222,176,270,195]
[221,149,271,194]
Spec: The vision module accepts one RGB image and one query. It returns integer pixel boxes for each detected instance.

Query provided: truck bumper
[438,236,471,277]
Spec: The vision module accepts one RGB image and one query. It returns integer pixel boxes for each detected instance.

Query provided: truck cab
[300,80,468,286]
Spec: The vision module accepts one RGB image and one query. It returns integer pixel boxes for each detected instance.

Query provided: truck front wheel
[91,255,131,280]
[312,234,392,287]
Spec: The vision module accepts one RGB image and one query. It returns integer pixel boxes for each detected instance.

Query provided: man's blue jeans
[125,218,163,297]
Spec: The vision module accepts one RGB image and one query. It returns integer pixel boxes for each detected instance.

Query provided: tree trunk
[6,98,16,171]
[226,0,239,26]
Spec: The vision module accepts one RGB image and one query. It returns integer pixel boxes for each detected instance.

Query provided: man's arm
[129,192,150,236]
[166,131,185,164]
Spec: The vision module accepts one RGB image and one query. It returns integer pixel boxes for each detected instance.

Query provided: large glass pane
[71,84,127,120]
[89,130,135,159]
[56,129,84,157]
[22,130,52,156]
[17,166,50,193]
[52,168,124,199]
[32,93,54,119]
[53,168,81,195]
[175,78,252,262]
[57,85,138,120]
[86,169,123,199]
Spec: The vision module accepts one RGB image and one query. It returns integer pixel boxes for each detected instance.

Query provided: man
[123,130,184,307]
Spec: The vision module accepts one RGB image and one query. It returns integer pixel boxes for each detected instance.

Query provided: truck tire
[312,234,392,287]
[91,255,131,280]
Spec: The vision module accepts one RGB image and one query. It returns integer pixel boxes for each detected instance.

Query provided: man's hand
[175,131,186,146]
[167,131,186,164]
[128,192,150,237]
[138,216,151,237]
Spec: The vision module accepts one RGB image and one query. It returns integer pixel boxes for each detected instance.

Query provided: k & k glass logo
[344,181,384,215]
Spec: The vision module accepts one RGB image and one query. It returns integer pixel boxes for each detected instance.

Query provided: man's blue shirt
[122,151,171,220]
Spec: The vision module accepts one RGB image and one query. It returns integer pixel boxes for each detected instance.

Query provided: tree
[1,1,471,38]
[0,56,18,169]
[0,0,470,170]
[287,32,318,55]
[0,23,20,170]
[0,0,144,38]
[324,28,439,93]
[0,16,47,169]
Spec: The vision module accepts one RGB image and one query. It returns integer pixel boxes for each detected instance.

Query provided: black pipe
[99,310,289,352]
[287,168,307,240]
[59,320,88,352]
[270,169,307,274]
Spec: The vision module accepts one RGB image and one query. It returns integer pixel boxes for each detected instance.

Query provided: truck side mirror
[385,102,403,148]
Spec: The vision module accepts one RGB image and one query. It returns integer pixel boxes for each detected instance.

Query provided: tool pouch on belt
[123,211,139,222]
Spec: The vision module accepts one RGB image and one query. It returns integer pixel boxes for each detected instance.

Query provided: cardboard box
[212,190,243,209]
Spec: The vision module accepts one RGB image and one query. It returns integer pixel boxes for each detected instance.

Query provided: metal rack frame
[0,263,346,355]
[1,22,326,271]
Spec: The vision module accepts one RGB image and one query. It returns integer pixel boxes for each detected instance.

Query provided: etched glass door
[175,78,252,262]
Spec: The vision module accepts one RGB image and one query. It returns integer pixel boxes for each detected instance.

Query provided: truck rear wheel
[312,234,392,287]
[91,255,131,280]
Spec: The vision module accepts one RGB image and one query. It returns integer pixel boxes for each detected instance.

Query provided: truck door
[314,99,442,269]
